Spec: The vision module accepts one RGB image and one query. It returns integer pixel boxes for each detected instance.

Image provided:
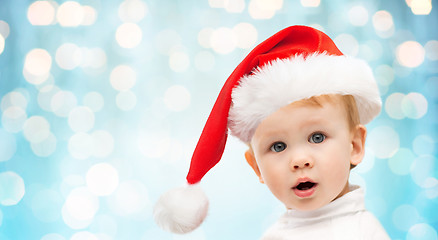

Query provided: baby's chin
[285,199,330,211]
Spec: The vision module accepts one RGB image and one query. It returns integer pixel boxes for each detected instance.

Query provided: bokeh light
[115,23,143,49]
[367,126,400,159]
[27,1,56,26]
[86,163,119,196]
[110,65,137,91]
[0,129,16,162]
[396,41,425,68]
[163,85,191,112]
[348,5,369,26]
[57,1,84,27]
[118,0,148,23]
[0,172,25,206]
[107,180,149,216]
[0,1,437,239]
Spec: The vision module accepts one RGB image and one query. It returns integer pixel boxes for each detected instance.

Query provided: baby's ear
[244,149,264,184]
[350,125,367,166]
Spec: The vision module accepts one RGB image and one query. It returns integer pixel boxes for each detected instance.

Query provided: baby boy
[154,25,390,239]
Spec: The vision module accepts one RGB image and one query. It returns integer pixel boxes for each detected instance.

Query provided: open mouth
[292,180,317,198]
[294,181,316,191]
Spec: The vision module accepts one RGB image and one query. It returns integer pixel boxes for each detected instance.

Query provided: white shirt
[261,185,390,240]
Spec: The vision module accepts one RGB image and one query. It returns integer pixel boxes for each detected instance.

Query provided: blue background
[0,0,437,239]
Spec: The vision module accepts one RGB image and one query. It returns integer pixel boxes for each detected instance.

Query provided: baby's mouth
[294,181,317,191]
[292,179,318,198]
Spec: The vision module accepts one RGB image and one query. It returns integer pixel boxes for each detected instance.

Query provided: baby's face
[249,99,363,211]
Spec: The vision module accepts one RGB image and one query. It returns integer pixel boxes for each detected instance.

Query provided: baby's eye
[270,142,287,152]
[309,133,326,144]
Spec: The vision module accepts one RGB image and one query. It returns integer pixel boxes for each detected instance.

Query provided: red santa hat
[153,25,381,233]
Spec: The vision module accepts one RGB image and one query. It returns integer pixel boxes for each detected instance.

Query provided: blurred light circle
[138,133,170,158]
[0,20,10,38]
[83,92,104,112]
[425,40,438,60]
[425,179,438,199]
[57,1,84,27]
[37,85,61,112]
[86,163,119,196]
[115,23,142,48]
[116,91,137,111]
[24,48,52,76]
[198,28,214,48]
[0,129,16,162]
[194,51,215,72]
[155,29,181,55]
[81,48,107,69]
[401,92,428,119]
[375,64,394,86]
[27,0,56,26]
[163,85,191,112]
[211,27,237,54]
[396,41,425,68]
[225,0,245,13]
[372,10,394,31]
[411,155,436,188]
[60,174,85,197]
[407,223,438,240]
[388,148,415,175]
[107,180,149,216]
[23,116,51,143]
[1,91,28,111]
[2,107,27,133]
[61,204,92,229]
[68,106,95,132]
[300,0,320,7]
[410,0,433,15]
[385,92,405,119]
[208,0,226,8]
[55,43,82,70]
[31,132,57,157]
[413,135,434,155]
[68,133,93,159]
[0,171,25,206]
[51,90,78,117]
[110,65,137,91]
[233,23,258,49]
[392,204,420,231]
[248,0,275,19]
[81,6,97,25]
[169,51,190,72]
[334,34,359,56]
[0,35,4,55]
[118,0,147,23]
[31,189,63,222]
[71,232,98,240]
[91,130,114,158]
[354,147,375,173]
[89,215,118,237]
[41,233,66,240]
[367,126,400,159]
[348,5,369,26]
[63,187,99,221]
[23,68,50,85]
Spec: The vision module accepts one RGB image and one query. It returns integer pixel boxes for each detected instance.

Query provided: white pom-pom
[153,184,209,234]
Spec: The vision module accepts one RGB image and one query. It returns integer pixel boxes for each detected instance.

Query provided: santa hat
[153,25,381,233]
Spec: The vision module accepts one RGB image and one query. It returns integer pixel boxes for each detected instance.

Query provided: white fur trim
[153,184,209,234]
[228,53,381,143]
